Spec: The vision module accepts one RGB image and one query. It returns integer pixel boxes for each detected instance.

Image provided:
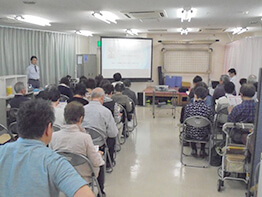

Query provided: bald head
[91,88,105,103]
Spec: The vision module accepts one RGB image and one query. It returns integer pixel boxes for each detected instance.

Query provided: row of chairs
[52,98,138,195]
[1,96,138,196]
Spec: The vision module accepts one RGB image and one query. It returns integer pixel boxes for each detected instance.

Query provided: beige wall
[84,32,256,93]
[75,35,89,54]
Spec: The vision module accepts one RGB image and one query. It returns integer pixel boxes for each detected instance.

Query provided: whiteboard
[164,50,210,73]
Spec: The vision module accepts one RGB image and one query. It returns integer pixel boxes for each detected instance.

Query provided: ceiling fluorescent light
[92,12,110,24]
[180,28,188,35]
[100,11,117,24]
[126,29,138,36]
[232,27,248,35]
[237,28,248,35]
[15,15,51,26]
[180,9,194,22]
[92,12,117,24]
[76,30,93,37]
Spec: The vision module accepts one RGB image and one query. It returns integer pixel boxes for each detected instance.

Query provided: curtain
[224,37,262,93]
[0,26,76,86]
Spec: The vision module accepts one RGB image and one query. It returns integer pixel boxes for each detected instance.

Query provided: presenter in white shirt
[228,68,238,94]
[27,56,40,88]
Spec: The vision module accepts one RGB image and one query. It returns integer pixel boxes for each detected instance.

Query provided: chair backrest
[53,124,62,132]
[8,121,18,134]
[215,105,229,124]
[57,151,96,179]
[127,97,136,113]
[57,151,92,166]
[0,124,14,145]
[9,108,19,119]
[183,116,212,128]
[217,105,229,115]
[60,94,69,102]
[117,103,128,123]
[85,127,106,147]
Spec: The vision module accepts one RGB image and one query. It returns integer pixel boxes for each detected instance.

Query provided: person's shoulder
[185,102,194,109]
[122,94,129,99]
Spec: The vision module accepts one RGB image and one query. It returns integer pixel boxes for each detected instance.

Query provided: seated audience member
[0,99,94,197]
[228,84,256,143]
[253,82,258,101]
[9,82,30,108]
[188,75,202,99]
[123,79,137,105]
[83,78,96,100]
[112,72,123,87]
[46,85,65,127]
[95,74,104,87]
[100,79,111,88]
[184,86,214,158]
[192,82,213,109]
[216,82,241,110]
[79,75,88,83]
[247,74,257,84]
[102,83,121,123]
[58,77,73,99]
[35,89,49,100]
[49,102,105,196]
[208,81,219,96]
[239,78,247,86]
[213,74,230,102]
[82,88,118,166]
[112,83,132,113]
[215,82,241,124]
[67,83,89,106]
[84,78,96,93]
[180,81,213,124]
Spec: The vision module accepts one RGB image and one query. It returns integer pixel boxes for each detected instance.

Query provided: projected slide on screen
[101,37,153,80]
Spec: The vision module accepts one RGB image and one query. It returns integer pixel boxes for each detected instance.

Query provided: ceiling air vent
[23,1,36,5]
[122,10,167,19]
[148,29,168,32]
[199,28,225,33]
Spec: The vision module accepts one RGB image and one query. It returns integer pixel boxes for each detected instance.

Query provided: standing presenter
[27,56,40,88]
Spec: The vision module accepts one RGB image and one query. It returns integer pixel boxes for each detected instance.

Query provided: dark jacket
[9,95,29,108]
[58,84,73,99]
[122,88,137,105]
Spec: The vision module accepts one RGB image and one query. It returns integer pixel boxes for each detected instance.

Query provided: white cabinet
[0,75,28,127]
[0,75,28,99]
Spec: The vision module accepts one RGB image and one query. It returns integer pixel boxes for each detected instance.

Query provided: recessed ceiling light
[243,11,249,15]
[177,8,197,22]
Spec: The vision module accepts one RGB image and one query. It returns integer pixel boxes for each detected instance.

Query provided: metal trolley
[217,122,254,192]
[152,88,177,119]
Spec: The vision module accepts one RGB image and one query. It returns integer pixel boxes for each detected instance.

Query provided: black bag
[178,86,188,93]
[210,145,222,166]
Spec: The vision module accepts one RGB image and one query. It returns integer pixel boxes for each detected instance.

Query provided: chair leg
[180,134,186,166]
[105,148,113,173]
[93,176,102,197]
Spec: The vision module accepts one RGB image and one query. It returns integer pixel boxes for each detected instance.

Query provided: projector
[155,85,169,91]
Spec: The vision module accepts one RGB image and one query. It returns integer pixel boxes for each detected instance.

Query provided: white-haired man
[83,88,118,168]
